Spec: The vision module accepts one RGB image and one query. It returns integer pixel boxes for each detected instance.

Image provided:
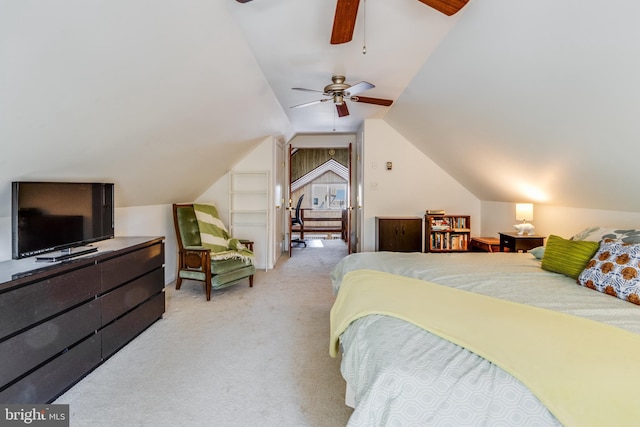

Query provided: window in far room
[312,183,347,210]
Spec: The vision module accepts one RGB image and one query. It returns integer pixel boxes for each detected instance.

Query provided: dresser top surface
[0,236,164,290]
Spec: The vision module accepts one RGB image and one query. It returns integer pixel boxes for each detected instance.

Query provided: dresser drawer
[101,242,164,293]
[0,264,100,341]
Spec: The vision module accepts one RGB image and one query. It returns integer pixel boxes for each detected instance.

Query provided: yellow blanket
[330,269,640,427]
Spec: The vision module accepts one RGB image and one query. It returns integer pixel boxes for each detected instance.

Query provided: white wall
[361,119,481,252]
[0,216,10,261]
[481,201,640,240]
[197,136,278,270]
[115,204,176,284]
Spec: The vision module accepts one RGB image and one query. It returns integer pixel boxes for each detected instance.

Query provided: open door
[288,144,351,255]
[288,145,294,257]
[346,142,353,253]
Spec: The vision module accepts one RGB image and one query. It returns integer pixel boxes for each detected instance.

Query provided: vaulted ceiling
[2,0,640,214]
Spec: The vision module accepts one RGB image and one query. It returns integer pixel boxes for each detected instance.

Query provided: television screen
[12,182,114,260]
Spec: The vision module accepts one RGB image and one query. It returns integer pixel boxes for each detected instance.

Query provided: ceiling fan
[290,75,393,118]
[331,0,470,44]
[236,0,470,44]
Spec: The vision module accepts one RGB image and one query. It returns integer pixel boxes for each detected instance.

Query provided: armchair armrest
[238,239,254,252]
[180,247,212,278]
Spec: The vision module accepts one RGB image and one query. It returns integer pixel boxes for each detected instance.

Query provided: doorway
[288,145,352,256]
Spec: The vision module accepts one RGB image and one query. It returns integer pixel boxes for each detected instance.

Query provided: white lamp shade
[516,203,534,221]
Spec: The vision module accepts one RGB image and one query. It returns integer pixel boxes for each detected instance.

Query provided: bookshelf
[425,214,471,252]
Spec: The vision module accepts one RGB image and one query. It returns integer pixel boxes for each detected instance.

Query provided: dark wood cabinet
[0,237,165,403]
[376,217,423,252]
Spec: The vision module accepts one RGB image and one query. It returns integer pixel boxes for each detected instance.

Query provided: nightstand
[499,232,545,253]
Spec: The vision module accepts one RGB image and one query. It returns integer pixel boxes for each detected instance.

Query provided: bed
[329,228,640,426]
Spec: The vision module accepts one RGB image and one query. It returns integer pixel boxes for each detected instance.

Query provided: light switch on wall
[386,162,392,170]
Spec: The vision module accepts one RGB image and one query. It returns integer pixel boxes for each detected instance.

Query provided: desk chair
[290,195,306,250]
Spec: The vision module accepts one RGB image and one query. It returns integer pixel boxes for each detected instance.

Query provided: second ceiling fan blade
[347,81,374,96]
[336,103,350,117]
[331,0,359,44]
[350,96,393,106]
[417,0,470,16]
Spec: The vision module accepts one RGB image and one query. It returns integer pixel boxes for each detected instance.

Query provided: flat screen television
[12,181,115,260]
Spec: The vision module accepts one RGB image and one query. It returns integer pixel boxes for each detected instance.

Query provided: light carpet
[55,239,353,426]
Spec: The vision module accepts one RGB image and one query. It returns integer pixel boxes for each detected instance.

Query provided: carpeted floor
[55,239,353,426]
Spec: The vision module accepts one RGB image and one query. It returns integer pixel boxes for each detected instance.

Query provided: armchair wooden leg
[249,275,254,287]
[206,282,212,301]
[176,276,183,290]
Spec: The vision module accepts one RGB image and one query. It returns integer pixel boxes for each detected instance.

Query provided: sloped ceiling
[2,0,640,215]
[385,0,640,212]
[0,1,293,215]
[228,0,461,134]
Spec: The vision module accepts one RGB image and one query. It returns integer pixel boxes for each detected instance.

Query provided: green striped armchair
[172,203,255,301]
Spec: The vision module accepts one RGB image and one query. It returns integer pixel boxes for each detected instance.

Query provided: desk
[499,232,545,253]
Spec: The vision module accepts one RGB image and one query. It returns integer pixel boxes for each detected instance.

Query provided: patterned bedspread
[330,252,640,426]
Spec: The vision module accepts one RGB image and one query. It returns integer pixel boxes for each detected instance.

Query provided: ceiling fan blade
[331,0,359,44]
[336,103,350,117]
[347,81,374,95]
[417,0,469,16]
[350,96,394,106]
[292,87,325,94]
[290,99,330,109]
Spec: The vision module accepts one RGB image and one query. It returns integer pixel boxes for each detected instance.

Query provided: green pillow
[541,235,600,279]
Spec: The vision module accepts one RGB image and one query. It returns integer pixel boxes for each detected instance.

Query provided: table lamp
[515,203,534,235]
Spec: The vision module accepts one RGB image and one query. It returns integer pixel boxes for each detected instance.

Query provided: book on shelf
[426,210,445,215]
[430,217,450,230]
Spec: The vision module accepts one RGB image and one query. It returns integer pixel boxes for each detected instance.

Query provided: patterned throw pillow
[570,227,640,244]
[578,240,640,305]
[540,235,600,280]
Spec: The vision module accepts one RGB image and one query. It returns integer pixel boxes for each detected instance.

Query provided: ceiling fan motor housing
[323,76,351,95]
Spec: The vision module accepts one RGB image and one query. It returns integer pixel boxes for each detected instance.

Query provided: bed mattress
[330,252,640,426]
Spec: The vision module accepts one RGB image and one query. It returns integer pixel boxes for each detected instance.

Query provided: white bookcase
[229,171,270,270]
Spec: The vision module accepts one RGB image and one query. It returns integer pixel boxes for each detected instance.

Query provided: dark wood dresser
[0,236,165,403]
